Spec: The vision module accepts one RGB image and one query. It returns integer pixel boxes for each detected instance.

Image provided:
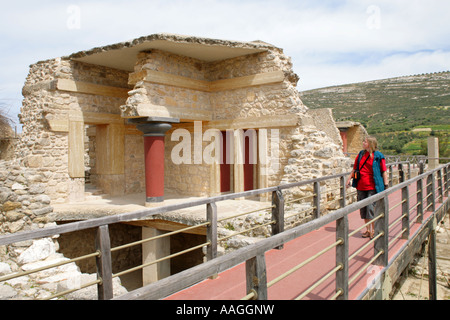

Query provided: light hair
[366,136,378,153]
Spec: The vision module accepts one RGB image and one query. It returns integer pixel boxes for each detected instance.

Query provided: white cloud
[297,50,450,91]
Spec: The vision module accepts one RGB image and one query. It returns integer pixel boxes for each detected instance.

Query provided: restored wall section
[18,39,353,212]
[19,58,131,203]
[124,47,352,203]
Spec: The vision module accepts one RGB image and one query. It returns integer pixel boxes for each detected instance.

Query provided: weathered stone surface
[5,211,25,222]
[0,284,17,299]
[18,238,56,265]
[32,206,53,216]
[0,239,129,300]
[1,201,22,212]
[11,183,26,191]
[0,262,12,276]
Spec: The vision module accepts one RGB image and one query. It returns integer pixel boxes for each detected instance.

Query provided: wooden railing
[0,160,448,300]
[116,162,448,300]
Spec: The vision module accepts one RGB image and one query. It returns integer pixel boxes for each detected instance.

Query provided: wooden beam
[68,120,85,178]
[245,254,268,300]
[169,115,298,132]
[125,219,207,236]
[82,112,124,125]
[95,225,114,300]
[209,71,285,92]
[135,103,213,121]
[130,69,285,92]
[205,115,298,130]
[142,69,210,92]
[56,79,129,98]
[96,123,125,175]
[47,119,69,132]
[47,112,125,133]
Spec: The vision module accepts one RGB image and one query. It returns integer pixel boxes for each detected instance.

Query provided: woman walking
[347,136,389,239]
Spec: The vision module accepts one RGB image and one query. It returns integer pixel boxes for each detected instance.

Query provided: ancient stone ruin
[1,34,353,299]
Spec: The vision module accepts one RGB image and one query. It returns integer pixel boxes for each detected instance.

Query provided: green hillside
[300,71,450,156]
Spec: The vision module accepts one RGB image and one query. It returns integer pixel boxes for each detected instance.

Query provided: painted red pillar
[129,117,179,205]
[143,136,165,202]
[340,130,348,154]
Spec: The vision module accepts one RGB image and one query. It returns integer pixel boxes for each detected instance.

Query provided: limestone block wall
[122,50,212,119]
[347,124,368,157]
[123,47,352,201]
[164,126,213,197]
[307,109,343,147]
[208,51,303,120]
[18,41,353,206]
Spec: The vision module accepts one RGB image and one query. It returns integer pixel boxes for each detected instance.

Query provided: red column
[129,118,179,205]
[144,136,165,203]
[340,130,348,154]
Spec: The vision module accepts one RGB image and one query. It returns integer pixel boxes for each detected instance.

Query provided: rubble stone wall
[19,58,131,202]
[0,160,54,234]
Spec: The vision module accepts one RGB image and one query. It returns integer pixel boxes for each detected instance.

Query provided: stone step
[84,184,109,201]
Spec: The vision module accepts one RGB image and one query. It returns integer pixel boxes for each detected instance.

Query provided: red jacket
[353,151,387,191]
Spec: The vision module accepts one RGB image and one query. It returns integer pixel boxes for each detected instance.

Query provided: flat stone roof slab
[67,33,276,71]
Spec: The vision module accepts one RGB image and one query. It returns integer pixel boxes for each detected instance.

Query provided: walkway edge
[359,199,449,300]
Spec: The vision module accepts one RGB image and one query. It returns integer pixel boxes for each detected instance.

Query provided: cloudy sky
[1,0,449,129]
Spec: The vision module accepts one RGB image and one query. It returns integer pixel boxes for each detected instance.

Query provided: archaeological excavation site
[0,34,369,299]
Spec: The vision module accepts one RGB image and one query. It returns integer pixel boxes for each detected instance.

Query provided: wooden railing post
[407,162,411,180]
[444,165,449,197]
[374,196,389,267]
[206,202,218,261]
[401,185,410,239]
[389,165,393,187]
[271,189,284,250]
[399,163,404,183]
[427,173,436,212]
[437,169,443,203]
[245,254,268,300]
[95,225,113,300]
[428,216,437,300]
[339,176,346,208]
[416,177,424,224]
[335,215,349,300]
[313,181,321,219]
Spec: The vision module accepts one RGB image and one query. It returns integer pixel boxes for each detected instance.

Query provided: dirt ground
[391,212,450,300]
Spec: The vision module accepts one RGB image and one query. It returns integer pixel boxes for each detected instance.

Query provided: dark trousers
[357,189,376,220]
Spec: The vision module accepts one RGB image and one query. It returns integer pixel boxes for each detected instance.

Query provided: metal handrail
[349,214,384,238]
[217,204,274,223]
[348,250,384,285]
[43,279,102,300]
[111,221,210,252]
[295,264,343,300]
[266,239,344,289]
[218,220,276,241]
[0,251,100,283]
[113,242,210,279]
